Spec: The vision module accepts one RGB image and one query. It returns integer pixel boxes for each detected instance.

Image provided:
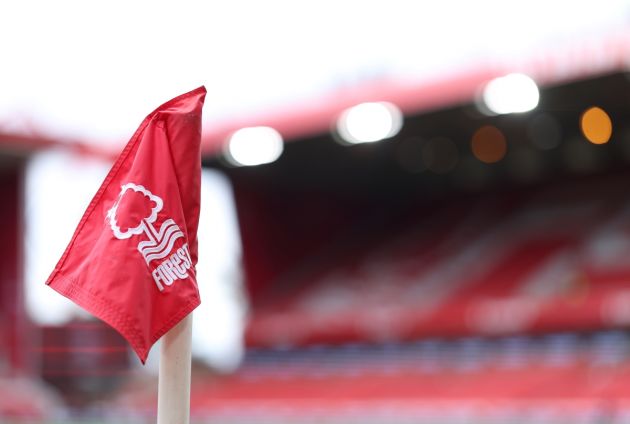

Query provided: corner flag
[46,87,206,363]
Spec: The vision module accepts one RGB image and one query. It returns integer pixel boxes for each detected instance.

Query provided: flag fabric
[47,86,206,363]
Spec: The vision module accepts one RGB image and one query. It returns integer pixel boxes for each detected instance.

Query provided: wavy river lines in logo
[107,183,193,292]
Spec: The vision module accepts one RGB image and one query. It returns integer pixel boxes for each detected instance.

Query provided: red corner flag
[47,87,206,363]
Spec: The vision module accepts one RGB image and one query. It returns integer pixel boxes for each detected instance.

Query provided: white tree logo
[106,183,185,265]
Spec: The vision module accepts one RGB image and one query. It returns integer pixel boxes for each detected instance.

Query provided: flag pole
[157,313,193,424]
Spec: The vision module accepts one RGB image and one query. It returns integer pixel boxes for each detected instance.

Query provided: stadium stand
[246,174,630,347]
[2,54,630,424]
[183,71,630,422]
[91,173,630,423]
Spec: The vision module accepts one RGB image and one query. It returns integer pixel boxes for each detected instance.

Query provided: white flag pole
[157,313,193,424]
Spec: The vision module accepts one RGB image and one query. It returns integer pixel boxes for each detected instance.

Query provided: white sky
[1,0,628,147]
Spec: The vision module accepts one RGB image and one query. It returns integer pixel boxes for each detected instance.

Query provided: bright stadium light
[225,126,284,166]
[481,73,540,115]
[336,102,403,144]
[580,106,612,145]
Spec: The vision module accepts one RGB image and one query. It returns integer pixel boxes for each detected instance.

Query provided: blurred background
[3,1,630,422]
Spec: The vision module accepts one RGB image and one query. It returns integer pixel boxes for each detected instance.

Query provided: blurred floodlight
[527,113,562,150]
[471,125,507,163]
[482,73,540,114]
[580,106,612,145]
[336,102,403,144]
[225,126,284,166]
[422,137,459,174]
[396,136,425,173]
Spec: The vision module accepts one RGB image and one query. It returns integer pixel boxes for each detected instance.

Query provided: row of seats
[247,177,630,346]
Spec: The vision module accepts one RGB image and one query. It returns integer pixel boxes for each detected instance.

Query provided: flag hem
[48,272,201,363]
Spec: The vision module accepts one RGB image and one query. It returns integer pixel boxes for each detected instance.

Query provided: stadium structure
[2,21,630,424]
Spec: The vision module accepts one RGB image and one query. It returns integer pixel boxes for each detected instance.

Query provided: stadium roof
[1,0,629,158]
